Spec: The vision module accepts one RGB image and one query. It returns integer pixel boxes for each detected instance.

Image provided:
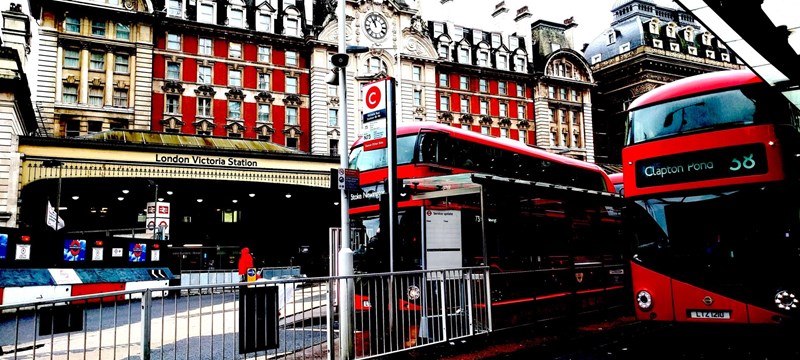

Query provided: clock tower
[310,0,438,156]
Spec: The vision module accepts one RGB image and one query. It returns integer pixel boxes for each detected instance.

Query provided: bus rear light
[636,290,653,311]
[774,290,798,310]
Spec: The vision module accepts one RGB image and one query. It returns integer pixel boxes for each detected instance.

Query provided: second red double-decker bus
[346,122,628,352]
[622,69,800,325]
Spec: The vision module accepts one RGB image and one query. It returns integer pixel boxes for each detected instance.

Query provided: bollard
[141,289,152,360]
[338,247,354,360]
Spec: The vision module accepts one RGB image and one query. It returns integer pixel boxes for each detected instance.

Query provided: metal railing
[0,267,491,360]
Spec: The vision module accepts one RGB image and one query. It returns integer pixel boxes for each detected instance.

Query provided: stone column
[129,53,136,108]
[105,47,114,106]
[80,44,89,104]
[55,42,63,103]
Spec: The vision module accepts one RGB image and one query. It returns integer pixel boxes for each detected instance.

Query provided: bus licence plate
[688,310,731,319]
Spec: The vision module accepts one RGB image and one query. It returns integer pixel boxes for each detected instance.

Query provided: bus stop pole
[336,0,354,359]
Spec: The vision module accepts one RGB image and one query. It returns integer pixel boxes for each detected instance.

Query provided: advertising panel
[129,243,147,262]
[64,239,87,261]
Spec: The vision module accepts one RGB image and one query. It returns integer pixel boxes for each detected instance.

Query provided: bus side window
[419,134,436,163]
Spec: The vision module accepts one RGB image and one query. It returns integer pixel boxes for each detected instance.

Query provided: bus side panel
[631,261,674,321]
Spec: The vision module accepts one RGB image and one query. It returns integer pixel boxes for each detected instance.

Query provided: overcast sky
[422,0,618,49]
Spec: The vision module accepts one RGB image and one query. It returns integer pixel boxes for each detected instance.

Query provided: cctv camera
[331,53,349,68]
[325,69,339,86]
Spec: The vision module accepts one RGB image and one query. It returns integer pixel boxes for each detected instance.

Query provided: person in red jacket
[238,247,254,281]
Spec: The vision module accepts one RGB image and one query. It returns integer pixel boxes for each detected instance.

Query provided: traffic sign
[362,80,388,120]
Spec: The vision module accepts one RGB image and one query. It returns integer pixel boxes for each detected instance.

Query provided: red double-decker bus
[622,69,800,325]
[347,122,628,350]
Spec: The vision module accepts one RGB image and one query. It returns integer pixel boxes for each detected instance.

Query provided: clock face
[365,13,388,40]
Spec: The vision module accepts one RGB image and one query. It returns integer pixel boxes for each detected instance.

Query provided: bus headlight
[636,290,653,311]
[407,285,421,301]
[774,290,798,311]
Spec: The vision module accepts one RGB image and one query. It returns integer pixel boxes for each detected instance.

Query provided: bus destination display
[635,143,767,187]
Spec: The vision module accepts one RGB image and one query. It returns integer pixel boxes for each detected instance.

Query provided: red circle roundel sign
[365,86,382,110]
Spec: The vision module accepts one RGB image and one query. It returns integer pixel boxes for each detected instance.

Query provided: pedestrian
[238,247,254,282]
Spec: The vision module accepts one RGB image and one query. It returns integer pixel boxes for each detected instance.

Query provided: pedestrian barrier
[0,267,491,360]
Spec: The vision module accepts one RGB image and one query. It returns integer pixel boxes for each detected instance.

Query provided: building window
[573,133,580,147]
[166,94,180,113]
[167,33,181,50]
[258,46,271,62]
[116,23,130,40]
[571,89,578,101]
[550,131,556,146]
[479,79,487,92]
[64,49,80,68]
[286,51,298,66]
[198,97,211,117]
[328,108,338,126]
[258,73,270,90]
[286,107,298,125]
[286,76,297,93]
[199,38,212,55]
[438,44,448,59]
[460,75,469,90]
[413,90,422,106]
[480,100,488,115]
[286,137,298,148]
[92,21,105,37]
[491,33,501,48]
[560,109,567,123]
[497,55,507,70]
[197,65,212,84]
[499,103,507,117]
[329,138,339,156]
[115,54,129,73]
[65,16,80,33]
[258,104,270,122]
[167,0,182,17]
[366,57,384,73]
[548,86,555,98]
[458,48,469,63]
[228,100,241,119]
[412,66,421,81]
[666,25,676,38]
[328,85,337,96]
[167,62,181,80]
[519,129,527,144]
[109,119,128,129]
[439,73,448,87]
[478,51,489,67]
[559,87,566,100]
[498,81,506,94]
[65,120,80,137]
[433,22,444,36]
[591,54,601,65]
[607,31,616,45]
[510,36,519,49]
[460,97,469,113]
[62,84,78,104]
[229,43,242,59]
[514,56,525,72]
[517,105,525,119]
[88,121,103,134]
[516,83,524,97]
[229,8,244,28]
[258,13,271,32]
[571,111,579,125]
[229,69,241,87]
[500,127,508,138]
[198,3,214,23]
[89,87,103,106]
[461,123,470,131]
[481,126,489,135]
[285,18,299,36]
[439,95,450,111]
[113,89,128,107]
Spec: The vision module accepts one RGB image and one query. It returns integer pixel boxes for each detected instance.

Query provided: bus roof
[352,121,607,174]
[628,69,763,111]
